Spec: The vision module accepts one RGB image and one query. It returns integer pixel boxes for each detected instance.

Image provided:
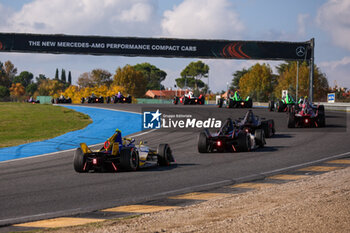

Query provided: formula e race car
[217,91,253,108]
[52,95,72,104]
[112,94,132,103]
[198,110,275,153]
[288,101,325,128]
[173,93,205,105]
[73,129,175,172]
[268,94,295,112]
[81,95,104,104]
[27,97,40,104]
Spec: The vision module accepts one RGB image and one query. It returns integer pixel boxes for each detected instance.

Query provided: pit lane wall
[136,99,350,111]
[252,101,349,111]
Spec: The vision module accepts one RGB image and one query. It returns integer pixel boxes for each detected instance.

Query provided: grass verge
[0,102,92,148]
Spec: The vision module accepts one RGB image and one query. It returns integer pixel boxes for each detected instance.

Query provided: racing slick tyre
[173,97,179,105]
[217,98,223,108]
[268,101,274,111]
[120,147,139,171]
[157,144,172,166]
[246,98,253,108]
[199,96,205,105]
[74,148,87,173]
[288,112,296,128]
[277,100,284,112]
[317,106,326,127]
[317,114,326,127]
[198,131,209,153]
[237,132,250,152]
[317,105,325,114]
[183,97,189,105]
[228,99,234,108]
[255,129,265,147]
[261,120,275,138]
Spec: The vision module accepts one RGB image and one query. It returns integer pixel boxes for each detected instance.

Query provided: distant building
[221,91,229,98]
[145,89,187,99]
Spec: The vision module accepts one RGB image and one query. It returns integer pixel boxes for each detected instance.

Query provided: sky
[0,0,349,92]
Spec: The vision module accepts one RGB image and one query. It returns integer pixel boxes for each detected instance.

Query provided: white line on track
[55,104,142,115]
[1,150,349,226]
[0,129,157,165]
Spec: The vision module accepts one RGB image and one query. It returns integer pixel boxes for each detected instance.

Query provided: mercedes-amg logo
[296,46,305,57]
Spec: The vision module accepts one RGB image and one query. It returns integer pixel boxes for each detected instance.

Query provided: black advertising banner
[0,33,311,60]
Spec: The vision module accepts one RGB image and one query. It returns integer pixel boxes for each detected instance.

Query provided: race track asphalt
[0,104,349,226]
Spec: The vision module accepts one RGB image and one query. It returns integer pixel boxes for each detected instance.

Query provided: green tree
[26,83,38,96]
[61,69,66,83]
[68,71,72,84]
[133,63,167,90]
[180,61,209,90]
[13,71,34,88]
[113,65,147,97]
[175,77,205,89]
[55,68,59,80]
[230,68,249,90]
[275,61,295,75]
[0,85,9,98]
[239,63,274,102]
[35,74,47,85]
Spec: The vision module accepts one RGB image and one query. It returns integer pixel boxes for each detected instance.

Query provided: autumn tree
[63,85,80,103]
[0,60,17,88]
[4,61,17,84]
[230,68,249,90]
[91,69,112,86]
[77,72,94,88]
[37,79,65,97]
[9,83,25,100]
[0,62,10,88]
[133,63,167,90]
[274,61,329,101]
[239,63,274,102]
[113,65,147,97]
